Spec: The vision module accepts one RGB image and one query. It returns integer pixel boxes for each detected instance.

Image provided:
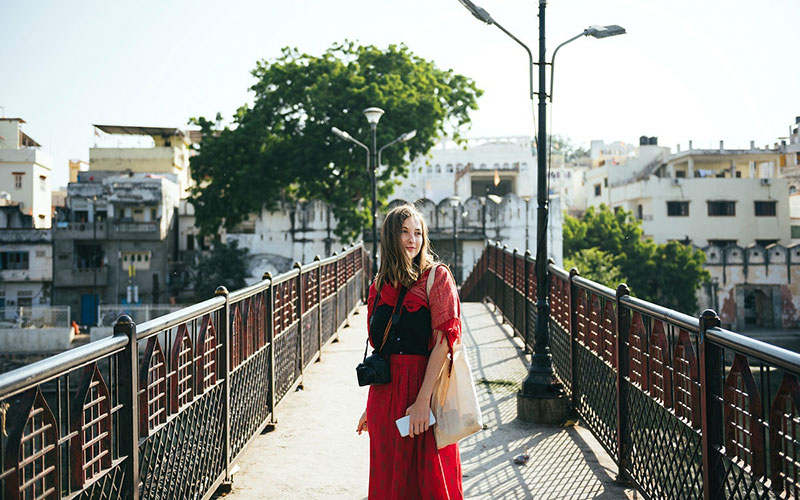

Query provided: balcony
[54,266,108,287]
[54,221,109,239]
[110,221,163,240]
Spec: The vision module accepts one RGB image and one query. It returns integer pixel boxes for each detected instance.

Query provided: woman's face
[400,215,423,260]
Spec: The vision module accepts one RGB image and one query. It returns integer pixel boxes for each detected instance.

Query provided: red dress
[366,266,463,500]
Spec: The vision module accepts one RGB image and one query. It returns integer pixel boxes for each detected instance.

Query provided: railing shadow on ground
[461,241,800,500]
[0,243,369,500]
[459,302,635,500]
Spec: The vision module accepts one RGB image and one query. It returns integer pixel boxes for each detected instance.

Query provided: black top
[369,299,433,356]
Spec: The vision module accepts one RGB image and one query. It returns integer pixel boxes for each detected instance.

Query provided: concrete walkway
[219,302,638,500]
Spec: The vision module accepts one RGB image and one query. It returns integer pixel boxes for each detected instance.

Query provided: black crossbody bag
[356,286,408,386]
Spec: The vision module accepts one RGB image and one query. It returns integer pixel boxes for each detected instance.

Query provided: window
[604,177,608,187]
[76,244,103,269]
[707,201,736,216]
[0,251,29,270]
[754,201,777,216]
[13,172,24,189]
[187,233,195,251]
[667,201,689,216]
[637,204,643,220]
[446,164,453,173]
[39,175,47,192]
[594,184,601,196]
[675,171,686,178]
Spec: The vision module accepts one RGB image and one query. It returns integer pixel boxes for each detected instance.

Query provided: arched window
[791,185,798,195]
[435,164,441,173]
[446,164,454,173]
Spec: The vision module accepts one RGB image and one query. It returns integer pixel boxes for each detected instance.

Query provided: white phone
[395,410,436,437]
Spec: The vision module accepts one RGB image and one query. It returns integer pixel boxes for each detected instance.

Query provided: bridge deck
[220,302,637,500]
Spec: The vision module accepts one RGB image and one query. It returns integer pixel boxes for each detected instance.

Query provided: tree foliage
[564,248,627,290]
[193,240,250,300]
[563,204,709,313]
[189,41,483,240]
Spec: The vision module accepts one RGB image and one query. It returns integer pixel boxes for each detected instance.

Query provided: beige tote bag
[427,265,483,448]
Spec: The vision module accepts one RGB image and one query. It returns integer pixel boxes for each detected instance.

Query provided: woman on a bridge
[357,204,463,500]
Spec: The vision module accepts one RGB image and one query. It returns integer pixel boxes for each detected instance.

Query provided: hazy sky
[2,0,798,188]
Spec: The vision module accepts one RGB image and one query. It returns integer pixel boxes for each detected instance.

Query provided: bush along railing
[461,241,800,500]
[0,243,368,500]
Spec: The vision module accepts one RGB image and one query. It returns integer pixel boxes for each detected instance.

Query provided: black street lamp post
[457,0,625,422]
[332,110,416,280]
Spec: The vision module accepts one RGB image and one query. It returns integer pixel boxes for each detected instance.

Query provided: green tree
[190,41,482,240]
[193,240,250,300]
[563,204,709,313]
[564,248,627,290]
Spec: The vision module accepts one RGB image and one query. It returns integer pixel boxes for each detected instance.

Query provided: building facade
[0,118,53,228]
[0,228,53,315]
[52,175,180,324]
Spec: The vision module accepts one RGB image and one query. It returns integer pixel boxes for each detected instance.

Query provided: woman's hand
[357,410,368,435]
[405,399,431,438]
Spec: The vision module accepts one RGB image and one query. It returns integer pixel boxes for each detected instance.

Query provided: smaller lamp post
[332,110,416,280]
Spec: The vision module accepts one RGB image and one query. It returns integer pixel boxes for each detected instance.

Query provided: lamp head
[331,127,351,141]
[585,25,626,39]
[362,107,385,126]
[400,130,417,143]
[457,0,494,24]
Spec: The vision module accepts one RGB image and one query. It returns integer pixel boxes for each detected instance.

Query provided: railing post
[294,262,304,386]
[615,284,631,484]
[115,314,140,500]
[511,248,518,336]
[215,285,232,487]
[333,251,339,336]
[501,244,508,319]
[568,269,579,409]
[315,256,323,361]
[343,247,350,328]
[524,250,533,354]
[700,309,724,500]
[265,274,277,425]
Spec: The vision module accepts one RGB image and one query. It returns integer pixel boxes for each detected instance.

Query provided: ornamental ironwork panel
[770,374,800,498]
[321,297,336,344]
[626,383,703,499]
[302,310,320,369]
[230,346,271,460]
[2,387,60,499]
[139,337,168,437]
[549,321,572,395]
[573,340,618,459]
[649,321,672,408]
[70,363,112,489]
[673,329,700,429]
[274,323,300,403]
[138,384,225,500]
[723,354,765,478]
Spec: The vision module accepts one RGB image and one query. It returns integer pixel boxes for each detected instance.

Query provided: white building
[0,118,53,228]
[0,228,53,310]
[393,136,536,203]
[586,138,788,248]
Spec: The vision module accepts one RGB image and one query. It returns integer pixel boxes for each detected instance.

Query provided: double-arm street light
[457,0,625,422]
[332,108,416,279]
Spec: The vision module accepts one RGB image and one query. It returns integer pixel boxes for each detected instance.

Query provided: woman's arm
[405,329,449,438]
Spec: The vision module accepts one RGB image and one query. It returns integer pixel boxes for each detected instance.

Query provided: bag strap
[363,285,408,360]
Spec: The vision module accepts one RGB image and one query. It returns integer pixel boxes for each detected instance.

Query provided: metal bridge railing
[0,243,369,500]
[461,241,800,500]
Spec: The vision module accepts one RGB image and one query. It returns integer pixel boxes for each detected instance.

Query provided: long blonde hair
[374,204,436,290]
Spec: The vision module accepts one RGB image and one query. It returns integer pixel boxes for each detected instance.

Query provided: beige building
[587,139,788,248]
[90,125,194,197]
[0,118,53,228]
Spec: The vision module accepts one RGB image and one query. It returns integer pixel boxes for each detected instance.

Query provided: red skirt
[366,354,463,500]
